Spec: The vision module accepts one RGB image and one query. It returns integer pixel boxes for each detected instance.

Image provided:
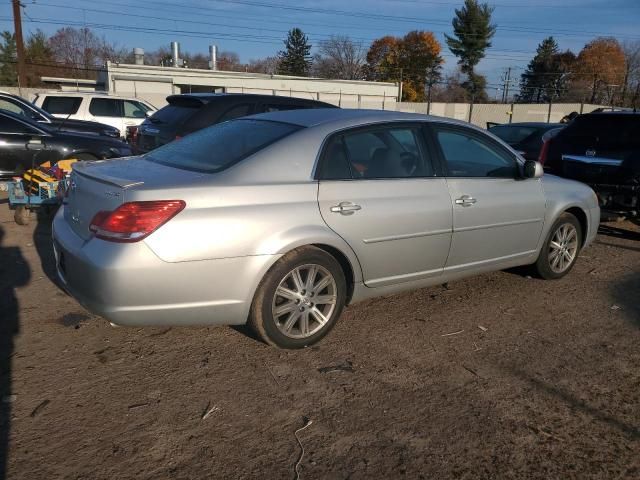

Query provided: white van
[33,93,157,139]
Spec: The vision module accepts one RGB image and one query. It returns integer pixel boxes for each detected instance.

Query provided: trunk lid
[64,157,201,240]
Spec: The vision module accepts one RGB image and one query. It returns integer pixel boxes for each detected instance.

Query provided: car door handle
[330,202,362,215]
[455,195,477,207]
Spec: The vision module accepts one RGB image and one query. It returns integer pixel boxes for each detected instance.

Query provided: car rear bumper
[52,206,279,327]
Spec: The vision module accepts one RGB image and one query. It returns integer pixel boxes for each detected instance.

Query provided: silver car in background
[52,109,600,348]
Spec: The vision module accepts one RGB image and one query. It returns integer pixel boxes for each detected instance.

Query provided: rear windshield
[149,104,198,126]
[564,115,640,144]
[489,125,541,144]
[146,119,302,172]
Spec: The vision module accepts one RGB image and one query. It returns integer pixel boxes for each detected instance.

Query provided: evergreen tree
[25,30,54,87]
[445,0,496,100]
[0,31,17,86]
[277,28,312,76]
[518,37,573,103]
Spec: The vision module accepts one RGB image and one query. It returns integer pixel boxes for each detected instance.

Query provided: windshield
[146,119,302,173]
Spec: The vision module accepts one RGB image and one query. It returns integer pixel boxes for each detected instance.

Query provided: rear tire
[533,212,582,279]
[248,246,347,349]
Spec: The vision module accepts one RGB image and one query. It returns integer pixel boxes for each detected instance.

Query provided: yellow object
[22,168,56,194]
[56,158,77,172]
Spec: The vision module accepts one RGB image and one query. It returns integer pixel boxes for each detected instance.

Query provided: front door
[430,125,546,271]
[317,123,453,288]
[88,98,124,134]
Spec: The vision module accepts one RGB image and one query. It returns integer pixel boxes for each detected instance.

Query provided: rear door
[88,98,124,134]
[39,96,83,120]
[430,124,545,271]
[317,123,452,288]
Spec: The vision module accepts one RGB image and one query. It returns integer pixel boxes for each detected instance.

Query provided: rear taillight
[175,135,182,141]
[538,139,550,165]
[89,200,185,242]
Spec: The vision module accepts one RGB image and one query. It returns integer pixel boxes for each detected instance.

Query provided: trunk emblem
[71,212,80,223]
[105,191,121,197]
[586,149,596,157]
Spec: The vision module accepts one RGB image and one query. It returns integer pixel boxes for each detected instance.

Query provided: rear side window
[89,98,122,117]
[489,125,540,144]
[123,100,147,119]
[0,114,38,134]
[146,119,302,173]
[150,105,198,125]
[41,96,82,115]
[319,125,432,180]
[263,103,306,113]
[217,104,252,122]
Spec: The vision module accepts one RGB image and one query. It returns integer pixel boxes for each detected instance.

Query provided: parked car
[33,92,156,139]
[0,110,131,178]
[539,112,640,218]
[488,122,563,161]
[52,109,599,348]
[0,91,121,138]
[134,93,337,153]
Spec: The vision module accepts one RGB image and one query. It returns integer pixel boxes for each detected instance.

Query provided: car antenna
[56,112,73,132]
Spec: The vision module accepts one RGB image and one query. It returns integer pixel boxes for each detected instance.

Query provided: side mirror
[26,137,45,151]
[524,160,543,179]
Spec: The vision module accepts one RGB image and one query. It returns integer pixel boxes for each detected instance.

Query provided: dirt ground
[0,196,639,480]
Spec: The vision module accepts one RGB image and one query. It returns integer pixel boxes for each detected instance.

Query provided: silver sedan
[52,109,600,348]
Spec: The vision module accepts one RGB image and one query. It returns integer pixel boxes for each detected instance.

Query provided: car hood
[48,117,118,134]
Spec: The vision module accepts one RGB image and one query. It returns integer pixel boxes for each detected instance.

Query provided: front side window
[41,96,82,115]
[146,119,302,173]
[435,128,518,178]
[89,98,121,117]
[319,125,432,180]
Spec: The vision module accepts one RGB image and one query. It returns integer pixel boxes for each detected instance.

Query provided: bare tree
[247,56,279,74]
[621,40,640,107]
[313,35,366,80]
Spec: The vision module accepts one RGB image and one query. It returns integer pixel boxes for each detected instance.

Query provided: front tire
[533,212,582,279]
[248,246,346,349]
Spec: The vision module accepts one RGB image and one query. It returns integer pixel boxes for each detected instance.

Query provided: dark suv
[540,112,640,218]
[134,93,337,153]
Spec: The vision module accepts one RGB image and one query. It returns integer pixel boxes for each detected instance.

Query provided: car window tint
[564,115,640,148]
[342,127,431,179]
[489,125,539,144]
[0,115,37,134]
[436,129,517,178]
[89,98,121,117]
[41,96,82,115]
[218,104,252,122]
[319,137,352,180]
[150,105,198,125]
[146,119,302,173]
[0,99,27,116]
[263,104,306,112]
[123,100,147,119]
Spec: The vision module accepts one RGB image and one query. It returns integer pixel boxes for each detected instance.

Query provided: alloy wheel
[548,223,578,274]
[271,264,337,339]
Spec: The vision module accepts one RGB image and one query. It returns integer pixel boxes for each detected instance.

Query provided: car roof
[247,108,471,129]
[166,93,334,106]
[36,92,148,101]
[493,122,562,128]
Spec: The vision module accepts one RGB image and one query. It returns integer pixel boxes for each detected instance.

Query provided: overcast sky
[1,0,638,95]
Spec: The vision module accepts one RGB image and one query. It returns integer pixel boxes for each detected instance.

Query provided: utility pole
[11,0,26,90]
[503,67,512,104]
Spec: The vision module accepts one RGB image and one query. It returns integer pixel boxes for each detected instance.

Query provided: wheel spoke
[283,310,301,333]
[310,307,328,326]
[291,268,305,293]
[305,265,318,291]
[274,301,296,317]
[276,286,299,301]
[551,253,561,269]
[563,250,573,262]
[313,294,336,305]
[312,275,332,294]
[550,240,562,250]
[299,311,310,336]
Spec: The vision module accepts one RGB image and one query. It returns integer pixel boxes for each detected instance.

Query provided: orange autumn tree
[573,37,626,103]
[366,31,443,101]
